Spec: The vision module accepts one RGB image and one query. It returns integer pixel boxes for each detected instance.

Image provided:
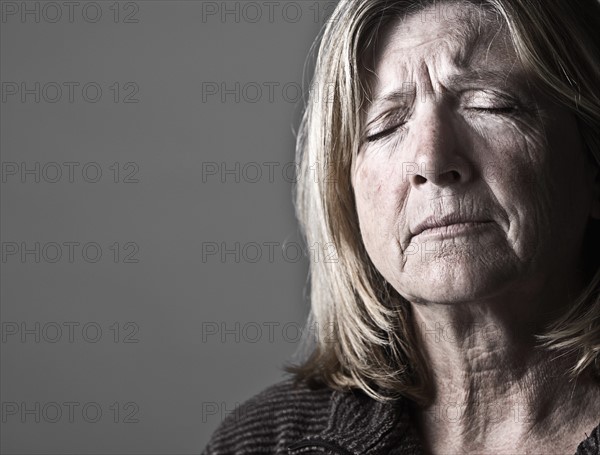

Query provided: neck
[409,272,600,453]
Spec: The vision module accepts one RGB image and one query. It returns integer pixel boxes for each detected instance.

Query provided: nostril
[449,170,461,182]
[414,174,427,185]
[412,169,461,185]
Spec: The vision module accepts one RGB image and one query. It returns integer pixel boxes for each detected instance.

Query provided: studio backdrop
[0,1,333,452]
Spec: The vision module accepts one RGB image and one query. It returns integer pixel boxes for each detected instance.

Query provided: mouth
[412,216,494,238]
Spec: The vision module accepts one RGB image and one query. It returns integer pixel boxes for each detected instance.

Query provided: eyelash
[365,123,406,143]
[469,106,517,114]
[364,106,518,143]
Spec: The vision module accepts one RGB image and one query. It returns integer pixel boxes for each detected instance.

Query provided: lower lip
[415,222,494,239]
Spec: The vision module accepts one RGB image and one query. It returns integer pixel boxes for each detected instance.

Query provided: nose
[406,105,472,188]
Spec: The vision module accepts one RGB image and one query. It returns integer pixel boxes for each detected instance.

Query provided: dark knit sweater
[202,377,600,454]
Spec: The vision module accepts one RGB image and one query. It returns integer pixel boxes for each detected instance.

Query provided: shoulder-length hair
[289,0,600,404]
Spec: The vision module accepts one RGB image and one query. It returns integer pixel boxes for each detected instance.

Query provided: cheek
[354,157,402,217]
[354,164,382,207]
[354,165,384,242]
[481,112,586,261]
[353,159,407,251]
[483,124,553,251]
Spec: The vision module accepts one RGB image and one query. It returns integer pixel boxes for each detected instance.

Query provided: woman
[203,0,600,453]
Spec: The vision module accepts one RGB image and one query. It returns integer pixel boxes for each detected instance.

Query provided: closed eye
[469,106,517,114]
[364,123,406,143]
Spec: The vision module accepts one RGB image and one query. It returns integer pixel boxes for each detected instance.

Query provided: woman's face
[352,2,599,304]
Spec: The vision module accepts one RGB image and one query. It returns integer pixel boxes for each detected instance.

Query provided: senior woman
[203,0,600,453]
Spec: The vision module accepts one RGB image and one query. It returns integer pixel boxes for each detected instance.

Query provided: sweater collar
[287,386,600,455]
[288,387,424,454]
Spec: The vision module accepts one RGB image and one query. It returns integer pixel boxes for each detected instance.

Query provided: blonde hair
[290,0,600,404]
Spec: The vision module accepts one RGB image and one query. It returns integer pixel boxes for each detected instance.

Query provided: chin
[394,249,519,305]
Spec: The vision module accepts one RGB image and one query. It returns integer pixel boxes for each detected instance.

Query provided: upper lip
[411,214,492,236]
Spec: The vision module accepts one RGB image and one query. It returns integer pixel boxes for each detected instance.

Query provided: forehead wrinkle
[453,10,497,67]
[367,17,515,112]
[369,42,456,109]
[378,2,506,70]
[371,32,470,102]
[359,3,489,109]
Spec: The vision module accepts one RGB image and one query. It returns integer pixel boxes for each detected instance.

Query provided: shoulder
[202,377,335,455]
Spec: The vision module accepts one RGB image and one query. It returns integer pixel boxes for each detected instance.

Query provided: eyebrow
[370,68,518,107]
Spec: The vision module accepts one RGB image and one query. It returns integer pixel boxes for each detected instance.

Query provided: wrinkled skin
[353,5,597,307]
[351,2,600,453]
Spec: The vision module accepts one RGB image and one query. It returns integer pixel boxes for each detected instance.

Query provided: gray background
[0,1,334,452]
